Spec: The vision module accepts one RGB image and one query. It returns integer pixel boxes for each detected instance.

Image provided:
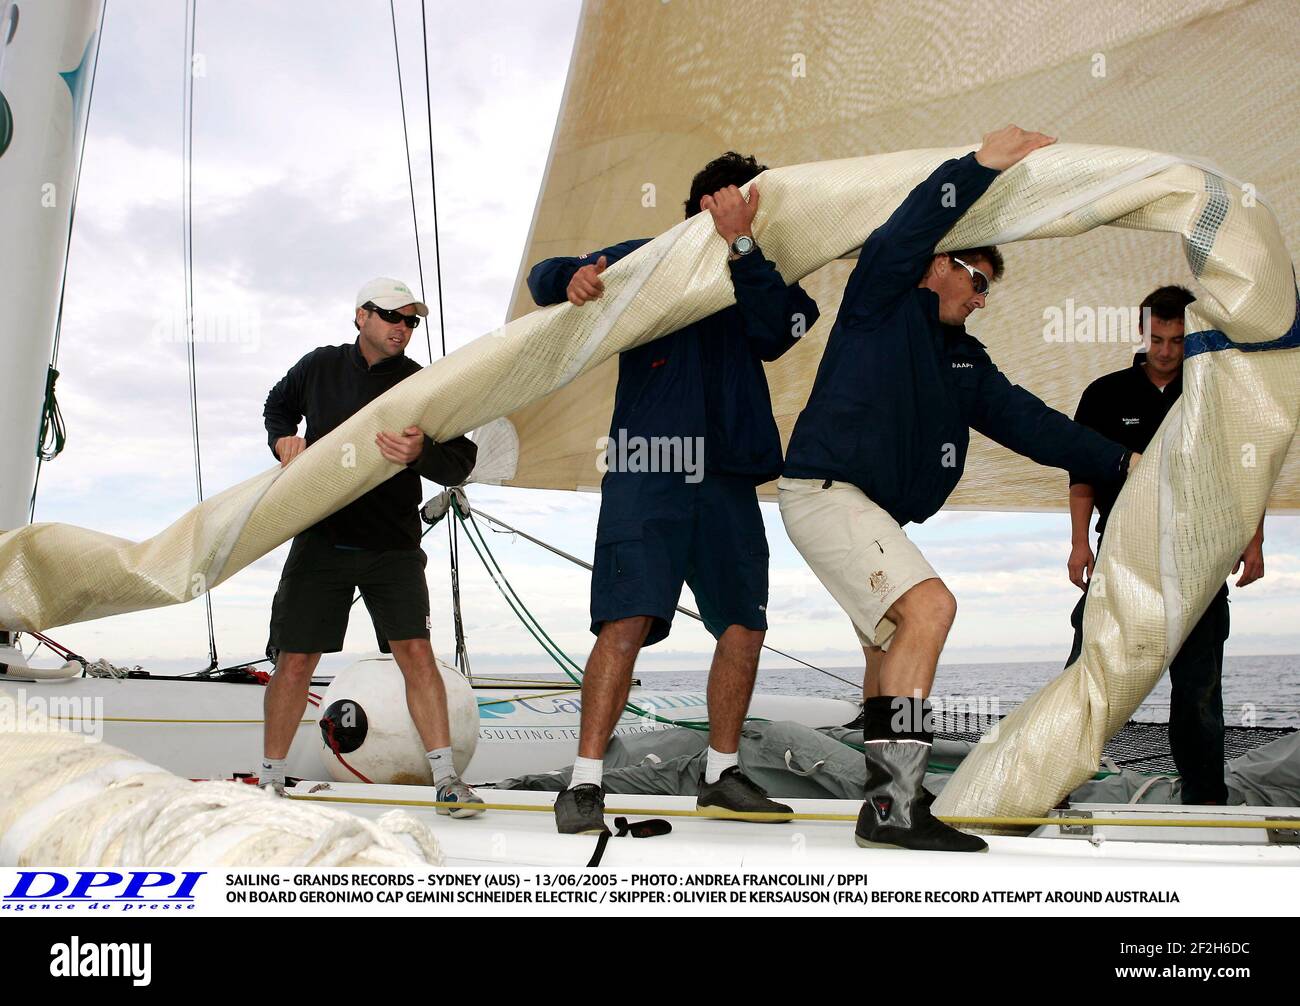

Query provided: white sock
[570,756,603,789]
[427,747,456,787]
[260,757,286,786]
[705,747,739,784]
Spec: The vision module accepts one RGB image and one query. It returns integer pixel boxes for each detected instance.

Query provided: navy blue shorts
[590,472,769,646]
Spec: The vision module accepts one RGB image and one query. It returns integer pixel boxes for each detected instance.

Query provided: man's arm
[525,238,650,307]
[408,434,479,487]
[969,356,1130,485]
[1066,382,1105,587]
[728,251,821,362]
[263,351,313,462]
[841,126,1053,315]
[1068,484,1096,589]
[1234,517,1266,587]
[842,153,1000,312]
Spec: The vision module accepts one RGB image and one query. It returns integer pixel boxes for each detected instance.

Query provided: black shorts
[268,529,430,655]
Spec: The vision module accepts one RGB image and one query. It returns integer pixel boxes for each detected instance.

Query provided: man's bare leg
[576,616,654,760]
[704,625,764,755]
[862,644,885,702]
[388,637,483,815]
[388,637,451,752]
[854,575,984,851]
[876,577,956,700]
[263,650,322,761]
[696,624,793,818]
[556,616,653,834]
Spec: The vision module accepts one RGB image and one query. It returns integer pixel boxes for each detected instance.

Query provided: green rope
[37,366,66,462]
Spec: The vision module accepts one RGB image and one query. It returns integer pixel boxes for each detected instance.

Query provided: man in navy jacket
[780,126,1136,852]
[527,152,819,835]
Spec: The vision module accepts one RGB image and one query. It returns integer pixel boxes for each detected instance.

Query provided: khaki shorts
[777,477,938,649]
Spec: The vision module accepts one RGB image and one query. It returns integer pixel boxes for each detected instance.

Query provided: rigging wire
[389,0,470,677]
[27,0,110,523]
[182,0,218,671]
[415,0,470,679]
[387,0,432,365]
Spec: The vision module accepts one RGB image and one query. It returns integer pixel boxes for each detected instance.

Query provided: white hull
[0,670,858,783]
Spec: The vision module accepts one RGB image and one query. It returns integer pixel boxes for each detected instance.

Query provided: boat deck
[284,783,1300,868]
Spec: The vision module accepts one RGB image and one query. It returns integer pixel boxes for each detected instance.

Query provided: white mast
[0,0,103,665]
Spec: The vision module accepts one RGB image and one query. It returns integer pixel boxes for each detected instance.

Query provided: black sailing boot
[853,696,987,853]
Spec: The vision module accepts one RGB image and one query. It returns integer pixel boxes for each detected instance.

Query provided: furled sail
[500,0,1300,511]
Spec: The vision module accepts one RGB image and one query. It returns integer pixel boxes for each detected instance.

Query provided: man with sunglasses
[261,277,482,814]
[780,126,1137,853]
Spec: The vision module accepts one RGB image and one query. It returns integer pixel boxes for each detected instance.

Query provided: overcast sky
[26,0,1300,683]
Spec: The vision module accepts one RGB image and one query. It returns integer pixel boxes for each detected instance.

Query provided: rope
[288,792,1300,831]
[27,0,108,521]
[180,0,217,672]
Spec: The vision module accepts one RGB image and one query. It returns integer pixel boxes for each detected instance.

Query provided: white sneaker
[435,777,485,818]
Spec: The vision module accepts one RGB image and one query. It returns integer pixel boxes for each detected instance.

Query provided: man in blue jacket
[527,152,820,835]
[781,126,1137,853]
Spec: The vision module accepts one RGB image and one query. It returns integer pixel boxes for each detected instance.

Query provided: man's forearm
[1069,484,1095,545]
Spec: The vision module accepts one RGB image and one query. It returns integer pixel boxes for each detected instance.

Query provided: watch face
[733,235,755,255]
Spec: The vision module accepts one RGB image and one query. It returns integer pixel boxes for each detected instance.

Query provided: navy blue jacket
[263,339,478,550]
[527,238,818,485]
[784,152,1128,525]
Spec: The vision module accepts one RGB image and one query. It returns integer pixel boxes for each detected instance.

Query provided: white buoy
[317,654,478,785]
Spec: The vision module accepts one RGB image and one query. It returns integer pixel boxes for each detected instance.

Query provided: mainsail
[499,0,1300,510]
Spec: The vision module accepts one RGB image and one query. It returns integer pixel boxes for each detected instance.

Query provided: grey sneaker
[261,779,287,798]
[436,777,485,818]
[697,767,794,822]
[554,784,611,836]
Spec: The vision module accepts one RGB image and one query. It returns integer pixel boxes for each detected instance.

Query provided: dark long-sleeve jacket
[527,237,818,488]
[263,338,477,549]
[784,152,1128,525]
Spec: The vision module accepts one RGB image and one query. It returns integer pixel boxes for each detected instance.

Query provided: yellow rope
[286,792,1300,831]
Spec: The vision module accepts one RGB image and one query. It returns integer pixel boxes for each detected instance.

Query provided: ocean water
[622,655,1300,730]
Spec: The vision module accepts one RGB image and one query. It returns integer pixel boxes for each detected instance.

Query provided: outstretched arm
[969,357,1130,485]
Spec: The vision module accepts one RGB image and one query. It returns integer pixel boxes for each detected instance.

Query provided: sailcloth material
[1,144,1296,819]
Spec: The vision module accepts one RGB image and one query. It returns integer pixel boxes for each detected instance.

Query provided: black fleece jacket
[263,337,477,549]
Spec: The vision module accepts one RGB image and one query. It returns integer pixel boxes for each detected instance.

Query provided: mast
[0,0,104,664]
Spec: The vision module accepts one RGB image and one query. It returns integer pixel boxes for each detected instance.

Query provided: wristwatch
[729,234,756,258]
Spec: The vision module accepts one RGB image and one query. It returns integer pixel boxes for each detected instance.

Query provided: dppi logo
[3,871,203,911]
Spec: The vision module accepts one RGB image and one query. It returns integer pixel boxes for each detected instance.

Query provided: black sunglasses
[363,302,421,329]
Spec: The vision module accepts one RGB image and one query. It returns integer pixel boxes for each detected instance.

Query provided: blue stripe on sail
[1185,287,1300,358]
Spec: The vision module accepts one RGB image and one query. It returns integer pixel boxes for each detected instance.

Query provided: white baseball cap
[355,277,429,316]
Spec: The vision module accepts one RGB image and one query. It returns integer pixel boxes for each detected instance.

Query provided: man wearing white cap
[260,278,482,814]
